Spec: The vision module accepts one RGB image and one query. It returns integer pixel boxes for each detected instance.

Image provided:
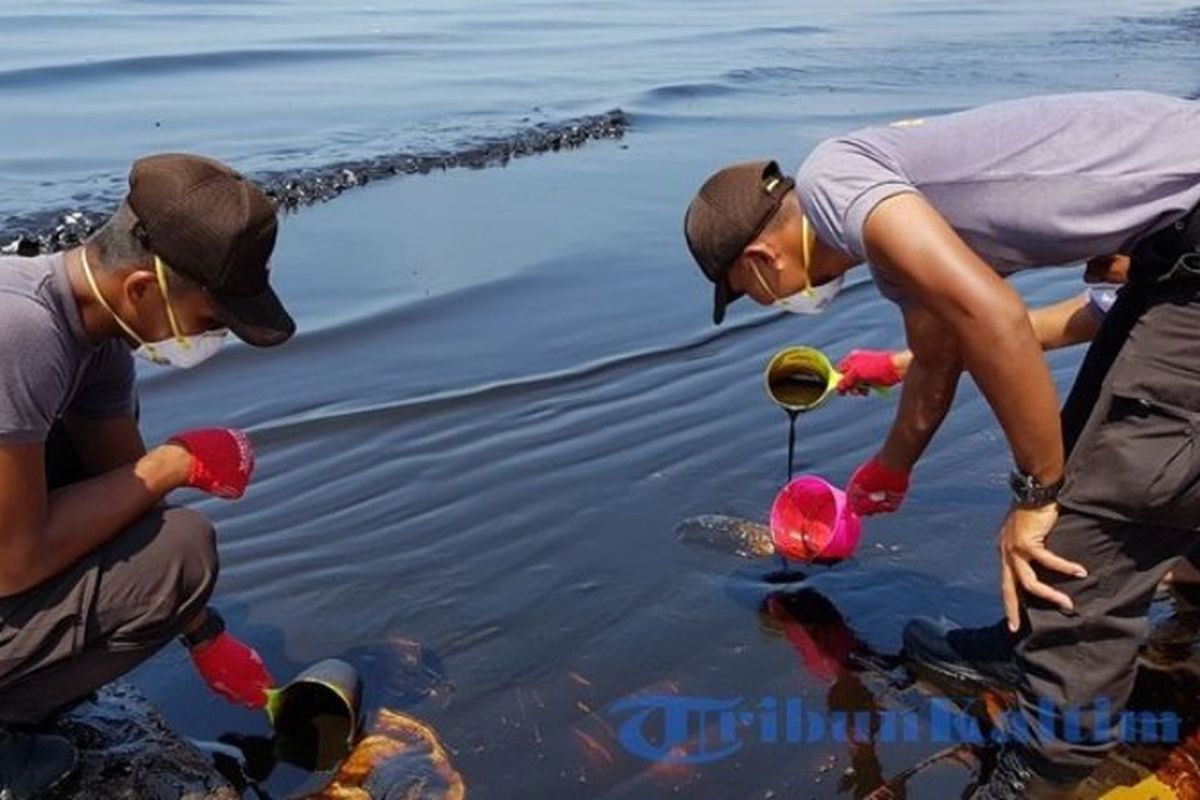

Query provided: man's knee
[102,506,220,646]
[158,506,219,623]
[1019,512,1178,710]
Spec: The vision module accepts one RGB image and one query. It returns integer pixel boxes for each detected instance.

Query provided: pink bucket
[769,475,862,563]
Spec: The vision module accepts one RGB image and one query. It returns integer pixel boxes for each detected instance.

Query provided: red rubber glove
[168,428,256,500]
[190,631,275,709]
[836,350,903,395]
[846,455,911,515]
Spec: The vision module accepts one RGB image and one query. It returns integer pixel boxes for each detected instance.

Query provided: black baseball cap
[683,160,794,324]
[127,153,294,347]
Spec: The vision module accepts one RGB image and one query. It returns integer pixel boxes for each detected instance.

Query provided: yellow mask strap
[80,248,151,349]
[748,212,817,302]
[800,213,815,297]
[154,257,192,350]
[749,261,780,303]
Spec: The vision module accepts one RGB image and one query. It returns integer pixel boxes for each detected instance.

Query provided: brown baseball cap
[683,160,794,324]
[127,153,294,347]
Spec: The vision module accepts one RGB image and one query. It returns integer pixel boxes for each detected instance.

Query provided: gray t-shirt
[0,253,135,444]
[796,91,1200,300]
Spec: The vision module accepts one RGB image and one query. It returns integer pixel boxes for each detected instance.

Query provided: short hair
[87,200,201,292]
[761,189,798,236]
[87,201,153,270]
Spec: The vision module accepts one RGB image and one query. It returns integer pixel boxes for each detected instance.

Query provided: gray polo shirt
[796,91,1200,300]
[0,253,135,444]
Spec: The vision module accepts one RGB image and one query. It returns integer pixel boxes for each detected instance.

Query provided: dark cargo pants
[1014,275,1200,780]
[0,425,218,726]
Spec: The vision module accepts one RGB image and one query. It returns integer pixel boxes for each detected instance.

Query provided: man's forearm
[1028,292,1098,351]
[879,356,961,470]
[65,415,148,476]
[0,445,189,596]
[957,304,1064,483]
[890,292,1097,380]
[859,192,1065,496]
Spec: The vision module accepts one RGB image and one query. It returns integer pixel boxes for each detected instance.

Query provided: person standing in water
[682,91,1200,798]
[0,154,294,799]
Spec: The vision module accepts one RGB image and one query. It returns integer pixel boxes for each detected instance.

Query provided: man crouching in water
[0,154,294,798]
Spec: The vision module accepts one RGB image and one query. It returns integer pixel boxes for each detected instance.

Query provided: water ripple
[0,47,385,91]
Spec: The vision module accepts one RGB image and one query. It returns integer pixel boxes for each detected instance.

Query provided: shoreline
[0,108,628,258]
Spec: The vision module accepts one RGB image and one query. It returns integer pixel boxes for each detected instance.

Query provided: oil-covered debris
[1,109,629,257]
[45,682,239,800]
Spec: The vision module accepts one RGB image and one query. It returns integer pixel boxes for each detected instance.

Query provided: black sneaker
[0,727,78,800]
[970,749,1080,800]
[902,617,1021,694]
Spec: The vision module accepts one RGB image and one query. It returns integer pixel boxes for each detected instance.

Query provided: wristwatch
[1009,469,1063,509]
[180,606,226,649]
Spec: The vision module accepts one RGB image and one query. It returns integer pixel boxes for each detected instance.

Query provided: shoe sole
[49,755,78,793]
[37,745,79,799]
[906,657,1017,700]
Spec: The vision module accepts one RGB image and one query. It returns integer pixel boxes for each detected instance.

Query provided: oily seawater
[768,371,828,411]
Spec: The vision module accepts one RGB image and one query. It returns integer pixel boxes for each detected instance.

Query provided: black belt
[1130,199,1200,286]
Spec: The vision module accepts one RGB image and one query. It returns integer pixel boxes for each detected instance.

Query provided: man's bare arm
[64,414,147,476]
[889,290,1100,378]
[0,439,190,597]
[878,305,963,470]
[1029,292,1101,351]
[863,192,1063,484]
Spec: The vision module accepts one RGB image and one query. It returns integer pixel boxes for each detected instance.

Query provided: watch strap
[1009,469,1063,508]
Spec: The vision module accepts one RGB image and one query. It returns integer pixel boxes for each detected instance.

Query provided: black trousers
[1013,227,1200,779]
[0,424,217,726]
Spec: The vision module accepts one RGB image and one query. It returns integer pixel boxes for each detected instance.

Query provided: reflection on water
[761,587,977,799]
[752,583,1200,799]
[211,703,464,799]
[301,709,466,800]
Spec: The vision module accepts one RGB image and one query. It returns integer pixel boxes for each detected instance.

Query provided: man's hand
[167,428,256,500]
[846,455,911,515]
[997,503,1087,632]
[836,350,905,395]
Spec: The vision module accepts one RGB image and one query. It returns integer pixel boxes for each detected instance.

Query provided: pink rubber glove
[836,350,903,395]
[190,631,275,709]
[846,455,911,515]
[167,428,256,500]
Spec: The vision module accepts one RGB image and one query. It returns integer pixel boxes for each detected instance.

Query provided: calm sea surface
[3,1,1200,796]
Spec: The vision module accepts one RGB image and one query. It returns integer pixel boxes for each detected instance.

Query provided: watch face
[1010,470,1060,507]
[1011,472,1037,503]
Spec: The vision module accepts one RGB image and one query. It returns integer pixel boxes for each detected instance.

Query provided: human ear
[123,269,158,306]
[741,242,775,272]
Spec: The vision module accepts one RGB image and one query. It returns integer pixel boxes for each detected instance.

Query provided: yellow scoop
[765,346,887,413]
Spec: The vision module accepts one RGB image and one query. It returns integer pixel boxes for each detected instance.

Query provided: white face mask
[751,212,845,315]
[774,271,845,315]
[80,249,227,369]
[133,328,228,368]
